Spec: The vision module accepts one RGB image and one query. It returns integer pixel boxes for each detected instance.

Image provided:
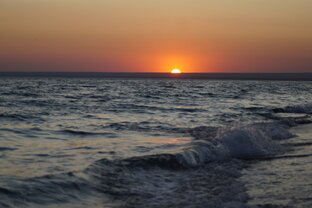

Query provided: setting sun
[171,68,182,74]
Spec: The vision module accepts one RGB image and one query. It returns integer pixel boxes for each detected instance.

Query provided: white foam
[178,122,292,166]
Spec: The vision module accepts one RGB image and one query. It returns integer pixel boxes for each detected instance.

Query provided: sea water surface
[0,78,311,208]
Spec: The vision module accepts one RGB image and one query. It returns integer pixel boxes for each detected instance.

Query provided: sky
[0,0,311,73]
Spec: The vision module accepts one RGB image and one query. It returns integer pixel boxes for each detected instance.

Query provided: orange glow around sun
[171,68,182,74]
[158,53,204,73]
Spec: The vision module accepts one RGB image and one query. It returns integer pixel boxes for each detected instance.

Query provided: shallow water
[243,123,312,208]
[0,78,311,207]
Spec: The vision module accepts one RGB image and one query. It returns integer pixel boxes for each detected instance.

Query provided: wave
[90,122,294,172]
[112,103,206,113]
[0,121,301,208]
[0,113,41,122]
[84,121,297,208]
[0,147,17,151]
[60,129,117,137]
[1,104,311,207]
[93,103,312,171]
[245,153,312,161]
[103,121,188,133]
[0,173,91,208]
[272,103,312,114]
[247,104,312,126]
[80,120,304,207]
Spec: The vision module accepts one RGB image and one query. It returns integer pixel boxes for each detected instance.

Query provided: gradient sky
[0,0,311,73]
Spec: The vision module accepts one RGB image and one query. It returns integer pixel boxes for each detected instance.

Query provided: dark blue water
[0,78,311,208]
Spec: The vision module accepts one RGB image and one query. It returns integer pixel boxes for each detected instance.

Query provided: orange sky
[0,0,311,73]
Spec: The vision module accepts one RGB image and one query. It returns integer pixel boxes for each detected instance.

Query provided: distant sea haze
[0,72,312,80]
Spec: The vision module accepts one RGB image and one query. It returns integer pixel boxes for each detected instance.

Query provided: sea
[0,76,311,208]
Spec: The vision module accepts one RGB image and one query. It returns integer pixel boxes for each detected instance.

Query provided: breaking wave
[1,103,311,208]
[91,121,296,171]
[1,120,298,208]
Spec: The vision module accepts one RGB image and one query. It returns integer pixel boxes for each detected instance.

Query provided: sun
[170,68,182,74]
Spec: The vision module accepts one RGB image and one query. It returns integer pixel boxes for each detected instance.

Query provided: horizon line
[0,72,311,81]
[0,71,311,74]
